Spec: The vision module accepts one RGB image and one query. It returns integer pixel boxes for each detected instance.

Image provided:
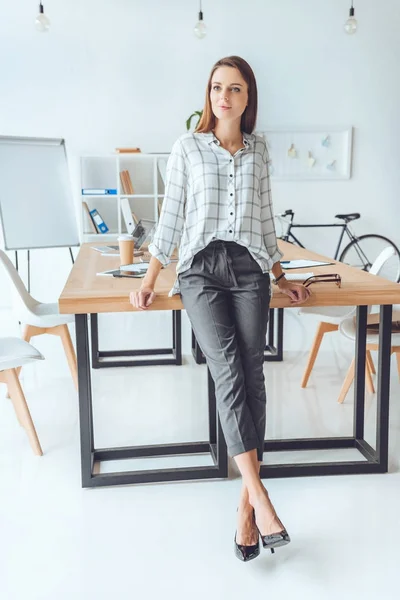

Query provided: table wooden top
[59,241,400,314]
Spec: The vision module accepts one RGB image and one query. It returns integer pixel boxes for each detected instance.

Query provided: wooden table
[59,241,400,487]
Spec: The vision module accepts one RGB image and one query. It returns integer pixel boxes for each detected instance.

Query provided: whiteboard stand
[14,247,75,294]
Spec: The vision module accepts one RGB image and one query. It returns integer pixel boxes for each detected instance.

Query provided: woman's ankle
[248,486,269,509]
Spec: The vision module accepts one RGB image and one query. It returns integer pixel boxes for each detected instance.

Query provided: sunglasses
[303,273,342,288]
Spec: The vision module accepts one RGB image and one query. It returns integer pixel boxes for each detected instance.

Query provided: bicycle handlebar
[275,209,294,219]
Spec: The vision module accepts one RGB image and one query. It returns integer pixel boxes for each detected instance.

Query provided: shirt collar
[201,130,253,149]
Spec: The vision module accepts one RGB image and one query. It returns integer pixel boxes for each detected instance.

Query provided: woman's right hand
[129,282,156,310]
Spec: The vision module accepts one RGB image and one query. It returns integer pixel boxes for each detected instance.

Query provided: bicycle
[275,210,400,282]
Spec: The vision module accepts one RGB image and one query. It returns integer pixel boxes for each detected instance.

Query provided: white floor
[1,312,400,600]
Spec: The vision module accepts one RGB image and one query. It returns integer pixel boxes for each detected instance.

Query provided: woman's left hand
[276,280,311,304]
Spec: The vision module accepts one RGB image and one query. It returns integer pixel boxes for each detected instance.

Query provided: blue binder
[82,188,117,195]
[90,209,109,233]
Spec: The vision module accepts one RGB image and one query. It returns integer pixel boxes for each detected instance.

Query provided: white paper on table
[281,260,334,269]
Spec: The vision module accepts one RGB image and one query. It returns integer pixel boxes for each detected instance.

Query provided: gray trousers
[178,240,271,461]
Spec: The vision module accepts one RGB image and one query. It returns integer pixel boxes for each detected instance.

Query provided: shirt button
[230,212,233,215]
[230,174,233,177]
[230,159,233,162]
[229,230,232,233]
[230,193,233,196]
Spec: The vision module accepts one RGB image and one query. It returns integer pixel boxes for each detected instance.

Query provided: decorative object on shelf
[287,143,298,159]
[120,170,134,194]
[194,0,207,38]
[344,1,357,34]
[89,209,109,234]
[321,134,331,148]
[82,188,117,195]
[326,159,337,171]
[35,2,50,32]
[307,151,316,168]
[186,110,203,131]
[115,147,141,153]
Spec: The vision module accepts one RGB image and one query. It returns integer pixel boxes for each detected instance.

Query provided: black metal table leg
[91,311,182,368]
[75,314,95,488]
[75,313,228,488]
[264,308,284,362]
[259,304,393,478]
[373,304,392,470]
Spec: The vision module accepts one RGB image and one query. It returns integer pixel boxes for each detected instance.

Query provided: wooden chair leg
[301,322,338,388]
[366,350,376,375]
[58,324,78,391]
[339,356,376,403]
[3,369,43,456]
[338,358,355,404]
[365,360,375,394]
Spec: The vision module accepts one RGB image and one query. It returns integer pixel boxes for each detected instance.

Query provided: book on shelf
[116,147,141,153]
[82,201,98,233]
[89,208,109,234]
[120,171,127,193]
[119,170,134,194]
[82,188,117,195]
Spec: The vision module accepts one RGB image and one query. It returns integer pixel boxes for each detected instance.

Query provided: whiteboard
[0,136,79,250]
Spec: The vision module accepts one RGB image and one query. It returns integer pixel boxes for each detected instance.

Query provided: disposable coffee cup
[118,234,134,265]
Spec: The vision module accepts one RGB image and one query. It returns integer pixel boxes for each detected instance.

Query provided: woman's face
[210,66,248,124]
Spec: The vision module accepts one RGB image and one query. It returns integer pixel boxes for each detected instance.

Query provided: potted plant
[186,110,203,131]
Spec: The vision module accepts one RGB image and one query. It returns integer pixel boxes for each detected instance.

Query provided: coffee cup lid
[118,234,134,241]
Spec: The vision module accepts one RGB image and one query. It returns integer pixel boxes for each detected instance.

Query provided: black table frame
[75,313,228,488]
[90,311,182,369]
[259,304,393,478]
[191,307,284,364]
[74,304,393,488]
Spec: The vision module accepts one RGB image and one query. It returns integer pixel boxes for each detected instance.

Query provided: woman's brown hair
[195,56,258,135]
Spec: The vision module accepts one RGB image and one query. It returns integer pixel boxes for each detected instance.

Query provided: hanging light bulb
[194,0,207,39]
[35,2,50,32]
[344,1,357,35]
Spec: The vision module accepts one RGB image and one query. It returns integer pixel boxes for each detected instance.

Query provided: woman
[130,56,310,561]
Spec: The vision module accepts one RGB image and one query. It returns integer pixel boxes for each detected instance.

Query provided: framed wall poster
[256,126,353,181]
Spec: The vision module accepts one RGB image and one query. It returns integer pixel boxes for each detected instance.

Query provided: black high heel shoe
[255,513,291,554]
[234,509,260,562]
[256,527,291,554]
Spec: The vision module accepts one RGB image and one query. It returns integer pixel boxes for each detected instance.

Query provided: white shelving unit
[80,153,169,242]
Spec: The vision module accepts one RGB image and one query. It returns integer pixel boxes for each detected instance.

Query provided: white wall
[0,0,399,352]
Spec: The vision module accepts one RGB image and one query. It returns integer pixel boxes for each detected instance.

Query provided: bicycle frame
[279,216,359,260]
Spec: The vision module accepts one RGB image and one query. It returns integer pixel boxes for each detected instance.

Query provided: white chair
[0,250,78,390]
[337,305,400,403]
[0,337,45,455]
[299,246,397,389]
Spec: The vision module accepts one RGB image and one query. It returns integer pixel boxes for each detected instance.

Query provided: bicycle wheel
[339,234,400,282]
